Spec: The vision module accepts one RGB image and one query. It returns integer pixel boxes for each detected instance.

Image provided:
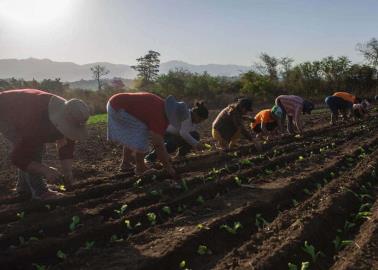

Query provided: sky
[0,0,377,66]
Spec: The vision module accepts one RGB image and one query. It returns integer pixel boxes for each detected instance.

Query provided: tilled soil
[1,110,378,270]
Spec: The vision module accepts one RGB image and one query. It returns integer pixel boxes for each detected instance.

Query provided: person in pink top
[0,89,90,200]
[107,92,189,178]
[275,95,314,134]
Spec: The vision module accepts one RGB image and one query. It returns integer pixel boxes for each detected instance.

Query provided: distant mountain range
[0,58,251,82]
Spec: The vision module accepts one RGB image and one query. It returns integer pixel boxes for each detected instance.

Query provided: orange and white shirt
[252,109,275,129]
[333,92,356,104]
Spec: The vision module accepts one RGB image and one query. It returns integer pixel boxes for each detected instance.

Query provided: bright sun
[0,0,73,27]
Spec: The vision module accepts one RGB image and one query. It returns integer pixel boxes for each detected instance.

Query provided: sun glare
[0,0,73,27]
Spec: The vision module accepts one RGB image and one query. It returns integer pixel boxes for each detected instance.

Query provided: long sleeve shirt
[166,113,198,147]
[276,95,304,128]
[0,89,75,170]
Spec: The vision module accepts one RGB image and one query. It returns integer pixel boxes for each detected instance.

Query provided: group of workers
[0,89,372,200]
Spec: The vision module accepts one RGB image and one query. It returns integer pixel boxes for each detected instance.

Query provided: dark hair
[236,98,253,111]
[192,101,209,119]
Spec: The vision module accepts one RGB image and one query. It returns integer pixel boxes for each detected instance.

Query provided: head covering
[238,98,253,111]
[165,95,190,129]
[302,100,314,114]
[48,96,90,141]
[271,105,283,119]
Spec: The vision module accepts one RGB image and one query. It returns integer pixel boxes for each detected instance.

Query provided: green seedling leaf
[302,241,324,263]
[58,184,66,192]
[196,195,205,205]
[149,190,161,197]
[303,188,312,195]
[343,221,356,232]
[147,212,157,225]
[133,178,142,188]
[255,213,268,229]
[301,262,310,270]
[162,206,171,215]
[124,219,133,230]
[114,204,128,216]
[17,211,25,219]
[110,234,124,242]
[298,156,304,161]
[240,159,252,166]
[292,199,299,206]
[197,245,212,255]
[32,264,46,270]
[355,211,372,221]
[220,221,243,235]
[181,179,189,192]
[84,241,95,250]
[179,260,186,268]
[265,169,273,175]
[56,250,67,260]
[288,262,298,270]
[204,143,212,149]
[29,236,39,242]
[359,203,372,212]
[69,216,81,231]
[234,176,242,186]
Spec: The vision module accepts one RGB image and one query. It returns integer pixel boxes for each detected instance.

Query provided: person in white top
[145,101,209,162]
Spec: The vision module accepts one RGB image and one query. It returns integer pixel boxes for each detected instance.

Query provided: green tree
[131,50,161,85]
[90,65,110,91]
[357,38,378,67]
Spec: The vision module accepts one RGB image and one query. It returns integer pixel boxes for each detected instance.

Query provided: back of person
[333,92,355,104]
[212,105,241,141]
[252,109,274,129]
[276,95,304,116]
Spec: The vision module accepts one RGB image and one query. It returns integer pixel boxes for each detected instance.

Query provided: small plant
[147,212,157,225]
[355,211,372,221]
[114,204,128,217]
[179,260,191,270]
[133,178,142,188]
[162,206,171,215]
[301,262,310,270]
[84,240,95,250]
[17,211,25,219]
[69,216,81,231]
[292,199,299,206]
[32,264,46,270]
[255,213,268,229]
[196,195,205,205]
[45,204,51,210]
[197,244,212,255]
[240,159,252,166]
[298,156,304,161]
[359,203,372,212]
[288,262,298,270]
[110,234,124,242]
[220,221,243,235]
[303,188,312,195]
[234,176,242,186]
[264,169,273,175]
[124,219,133,230]
[56,250,67,260]
[301,241,324,263]
[149,190,162,197]
[343,220,356,232]
[333,235,352,251]
[29,236,39,242]
[58,184,66,192]
[181,179,189,192]
[197,223,210,230]
[204,143,212,150]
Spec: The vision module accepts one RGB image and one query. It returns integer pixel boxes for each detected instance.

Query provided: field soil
[1,109,378,270]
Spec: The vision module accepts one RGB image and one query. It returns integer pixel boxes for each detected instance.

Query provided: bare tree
[356,38,378,67]
[90,65,110,91]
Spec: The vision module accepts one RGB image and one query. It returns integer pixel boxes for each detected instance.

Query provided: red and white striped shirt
[276,95,304,124]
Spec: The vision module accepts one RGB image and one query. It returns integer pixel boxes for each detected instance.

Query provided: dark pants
[145,131,200,162]
[253,122,278,133]
[325,96,353,114]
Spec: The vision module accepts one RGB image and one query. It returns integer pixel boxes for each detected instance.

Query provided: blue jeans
[145,131,200,162]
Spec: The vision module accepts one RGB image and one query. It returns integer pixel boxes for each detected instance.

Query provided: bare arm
[150,131,176,177]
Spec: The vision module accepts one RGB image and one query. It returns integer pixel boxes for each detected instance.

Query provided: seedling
[17,211,25,219]
[181,179,189,192]
[359,203,372,212]
[288,262,298,270]
[58,184,66,192]
[292,199,299,207]
[32,264,46,270]
[343,221,356,233]
[197,223,210,230]
[301,262,310,270]
[303,188,312,195]
[149,190,162,197]
[197,244,212,255]
[220,221,243,235]
[355,211,372,221]
[255,213,268,229]
[301,241,324,263]
[29,236,39,242]
[124,219,133,230]
[56,250,67,260]
[196,195,205,205]
[162,206,171,215]
[179,260,191,270]
[84,241,95,250]
[240,159,252,166]
[298,156,304,161]
[204,143,212,150]
[114,204,128,217]
[69,216,81,231]
[333,236,352,251]
[147,212,157,225]
[110,234,124,242]
[133,178,142,188]
[234,176,242,186]
[45,204,51,211]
